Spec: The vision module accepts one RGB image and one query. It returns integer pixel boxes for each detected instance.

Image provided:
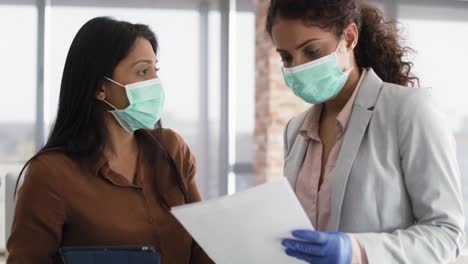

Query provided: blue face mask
[103,77,165,133]
[281,40,352,104]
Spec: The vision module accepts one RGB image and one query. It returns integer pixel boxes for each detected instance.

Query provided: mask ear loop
[345,47,351,72]
[101,99,118,110]
[101,77,125,110]
[336,38,353,73]
[104,77,126,88]
[100,98,133,133]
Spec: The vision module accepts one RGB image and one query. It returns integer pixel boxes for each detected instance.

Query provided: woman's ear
[344,23,359,49]
[96,82,107,101]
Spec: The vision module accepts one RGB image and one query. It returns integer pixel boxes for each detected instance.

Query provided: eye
[138,68,149,76]
[304,48,319,59]
[280,55,292,67]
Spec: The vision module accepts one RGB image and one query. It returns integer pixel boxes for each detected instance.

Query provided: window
[234,4,255,192]
[0,1,37,250]
[0,3,37,170]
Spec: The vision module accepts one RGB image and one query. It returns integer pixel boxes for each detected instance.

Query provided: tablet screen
[60,246,160,264]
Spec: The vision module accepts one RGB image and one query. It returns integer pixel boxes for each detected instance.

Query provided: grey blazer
[283,69,465,263]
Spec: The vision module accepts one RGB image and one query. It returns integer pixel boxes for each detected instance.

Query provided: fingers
[282,239,327,256]
[292,230,328,244]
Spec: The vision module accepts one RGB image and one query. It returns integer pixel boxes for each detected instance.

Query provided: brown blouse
[7,128,214,264]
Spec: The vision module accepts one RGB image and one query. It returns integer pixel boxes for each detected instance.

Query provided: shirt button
[147,217,154,224]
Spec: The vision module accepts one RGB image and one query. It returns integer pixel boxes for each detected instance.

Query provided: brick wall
[254,0,308,184]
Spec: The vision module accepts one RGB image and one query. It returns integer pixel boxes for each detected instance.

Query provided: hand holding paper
[282,230,352,264]
[171,177,314,264]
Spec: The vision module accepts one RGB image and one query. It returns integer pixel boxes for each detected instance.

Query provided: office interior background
[0,0,468,260]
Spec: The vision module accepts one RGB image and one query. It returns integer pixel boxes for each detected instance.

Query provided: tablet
[60,246,160,264]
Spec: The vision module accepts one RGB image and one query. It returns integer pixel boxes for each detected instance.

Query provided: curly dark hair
[266,0,419,87]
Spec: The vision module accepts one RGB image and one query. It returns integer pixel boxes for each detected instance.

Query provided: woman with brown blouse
[7,17,213,264]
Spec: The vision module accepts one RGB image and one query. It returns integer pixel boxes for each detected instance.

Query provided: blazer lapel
[284,136,308,188]
[329,69,383,231]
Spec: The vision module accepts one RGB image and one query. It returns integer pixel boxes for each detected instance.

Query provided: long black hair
[15,17,188,206]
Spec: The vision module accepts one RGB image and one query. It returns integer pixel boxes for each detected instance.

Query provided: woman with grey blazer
[266,0,465,263]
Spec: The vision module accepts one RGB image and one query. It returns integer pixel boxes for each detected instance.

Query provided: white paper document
[171,177,314,264]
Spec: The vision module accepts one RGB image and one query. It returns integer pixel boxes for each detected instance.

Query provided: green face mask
[103,77,165,133]
[281,40,352,104]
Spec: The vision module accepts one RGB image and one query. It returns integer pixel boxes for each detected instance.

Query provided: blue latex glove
[282,230,352,264]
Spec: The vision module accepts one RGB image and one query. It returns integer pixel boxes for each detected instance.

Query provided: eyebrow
[276,38,320,53]
[131,59,157,67]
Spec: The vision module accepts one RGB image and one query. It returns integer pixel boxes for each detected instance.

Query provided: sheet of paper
[171,177,314,264]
